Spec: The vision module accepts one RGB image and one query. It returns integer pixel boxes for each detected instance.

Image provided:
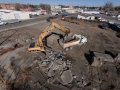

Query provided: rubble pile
[31,50,73,85]
[15,34,34,44]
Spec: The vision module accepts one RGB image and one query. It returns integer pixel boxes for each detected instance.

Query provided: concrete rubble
[30,50,74,85]
[91,52,114,67]
[115,53,120,61]
[61,70,73,85]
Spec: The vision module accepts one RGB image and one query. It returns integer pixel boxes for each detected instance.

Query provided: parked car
[108,22,120,32]
[112,15,116,18]
[0,21,7,25]
[100,11,105,14]
[0,22,4,25]
[55,14,58,16]
[118,18,120,21]
[62,13,68,16]
[98,17,107,22]
[101,24,109,29]
[106,14,112,16]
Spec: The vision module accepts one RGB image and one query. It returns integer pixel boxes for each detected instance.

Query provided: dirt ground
[0,19,120,90]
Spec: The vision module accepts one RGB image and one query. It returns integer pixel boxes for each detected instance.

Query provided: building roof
[0,9,14,12]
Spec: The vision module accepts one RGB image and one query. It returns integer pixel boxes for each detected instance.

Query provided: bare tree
[115,6,120,11]
[39,3,51,12]
[15,3,22,10]
[104,2,114,11]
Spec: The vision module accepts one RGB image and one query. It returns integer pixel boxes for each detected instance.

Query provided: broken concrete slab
[48,69,55,77]
[66,60,72,65]
[32,68,47,84]
[39,61,47,67]
[52,77,61,84]
[43,59,51,62]
[56,60,64,65]
[0,47,25,80]
[76,79,87,87]
[91,52,114,67]
[61,70,73,85]
[47,77,54,83]
[93,52,114,62]
[115,53,120,61]
[51,62,59,70]
[57,65,64,71]
[91,57,102,67]
[47,62,59,70]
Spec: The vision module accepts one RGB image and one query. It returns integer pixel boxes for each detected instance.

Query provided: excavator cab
[28,42,45,52]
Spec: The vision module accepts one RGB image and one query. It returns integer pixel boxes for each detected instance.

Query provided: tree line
[59,2,120,11]
[14,3,50,11]
[3,2,120,11]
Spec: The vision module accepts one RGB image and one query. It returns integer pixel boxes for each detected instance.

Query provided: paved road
[0,16,49,31]
[0,13,78,32]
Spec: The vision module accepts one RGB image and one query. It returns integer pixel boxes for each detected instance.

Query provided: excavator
[28,22,71,53]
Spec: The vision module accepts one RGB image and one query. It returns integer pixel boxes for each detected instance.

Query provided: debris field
[0,18,120,90]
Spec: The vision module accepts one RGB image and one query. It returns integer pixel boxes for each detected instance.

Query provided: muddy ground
[0,19,120,90]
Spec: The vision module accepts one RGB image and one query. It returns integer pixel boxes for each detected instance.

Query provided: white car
[100,19,107,22]
[112,15,116,17]
[0,21,7,25]
[98,17,107,22]
[0,22,4,25]
[118,18,120,21]
[109,21,114,24]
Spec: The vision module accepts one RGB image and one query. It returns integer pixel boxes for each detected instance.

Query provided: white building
[62,7,83,14]
[62,8,69,10]
[0,9,30,20]
[30,9,47,15]
[82,11,100,15]
[13,11,30,20]
[65,9,76,13]
[51,5,61,12]
[75,8,83,13]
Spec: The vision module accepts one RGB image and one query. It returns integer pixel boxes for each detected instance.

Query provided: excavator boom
[51,22,70,35]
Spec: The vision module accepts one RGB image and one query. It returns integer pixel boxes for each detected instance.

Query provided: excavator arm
[51,22,70,35]
[28,22,70,52]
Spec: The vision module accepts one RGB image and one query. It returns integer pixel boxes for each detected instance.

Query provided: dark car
[98,23,109,29]
[101,24,108,29]
[106,14,112,16]
[55,14,58,16]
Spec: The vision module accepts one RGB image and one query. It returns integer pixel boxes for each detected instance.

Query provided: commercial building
[0,3,15,10]
[0,9,30,20]
[51,5,61,12]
